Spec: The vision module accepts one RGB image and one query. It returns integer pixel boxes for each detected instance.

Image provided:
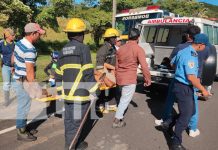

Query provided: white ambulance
[138,17,218,86]
[115,6,178,39]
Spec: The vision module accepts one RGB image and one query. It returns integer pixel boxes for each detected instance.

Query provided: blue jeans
[188,88,199,131]
[162,79,175,121]
[2,65,12,91]
[115,84,136,119]
[163,79,198,130]
[13,80,31,128]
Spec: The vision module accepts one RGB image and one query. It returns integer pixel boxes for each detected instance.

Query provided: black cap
[128,28,140,40]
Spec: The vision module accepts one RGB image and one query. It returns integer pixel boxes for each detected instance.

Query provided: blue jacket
[170,42,209,78]
[0,40,15,67]
[171,45,198,85]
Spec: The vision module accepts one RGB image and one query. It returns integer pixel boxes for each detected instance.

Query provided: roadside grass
[0,23,98,82]
[0,52,96,82]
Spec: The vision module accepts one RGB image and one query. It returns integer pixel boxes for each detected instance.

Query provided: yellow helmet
[64,18,86,32]
[103,28,120,38]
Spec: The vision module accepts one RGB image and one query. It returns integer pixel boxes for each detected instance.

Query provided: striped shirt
[13,38,37,79]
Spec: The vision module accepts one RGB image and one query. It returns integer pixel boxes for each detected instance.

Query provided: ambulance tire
[201,45,217,86]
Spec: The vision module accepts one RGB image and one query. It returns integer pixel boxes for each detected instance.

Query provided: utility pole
[112,0,117,28]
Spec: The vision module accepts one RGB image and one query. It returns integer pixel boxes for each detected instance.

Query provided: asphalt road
[0,82,218,150]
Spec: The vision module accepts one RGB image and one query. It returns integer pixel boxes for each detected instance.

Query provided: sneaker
[170,144,186,150]
[17,128,37,142]
[155,119,163,126]
[109,105,117,112]
[189,129,200,137]
[96,106,104,113]
[102,109,109,114]
[112,120,126,128]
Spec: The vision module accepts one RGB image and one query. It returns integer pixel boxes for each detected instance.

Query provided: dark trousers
[64,102,90,149]
[96,86,121,107]
[172,81,195,145]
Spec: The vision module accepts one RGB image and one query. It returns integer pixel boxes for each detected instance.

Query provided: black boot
[3,91,10,106]
[17,128,37,141]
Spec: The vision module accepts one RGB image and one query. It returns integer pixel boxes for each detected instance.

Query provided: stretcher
[34,95,60,102]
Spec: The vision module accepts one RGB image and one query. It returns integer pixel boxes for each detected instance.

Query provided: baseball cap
[194,33,209,46]
[3,28,15,38]
[24,23,45,35]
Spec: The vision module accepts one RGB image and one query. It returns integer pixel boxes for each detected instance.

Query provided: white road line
[0,120,31,135]
[0,113,58,135]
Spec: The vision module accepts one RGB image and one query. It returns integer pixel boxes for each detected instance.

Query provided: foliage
[36,7,59,30]
[156,0,207,17]
[70,7,112,47]
[202,3,218,18]
[50,0,73,17]
[0,0,32,34]
[100,0,153,12]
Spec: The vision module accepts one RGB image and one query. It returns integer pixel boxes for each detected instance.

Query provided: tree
[157,0,207,17]
[35,0,74,31]
[100,0,153,12]
[0,0,32,34]
[70,7,112,47]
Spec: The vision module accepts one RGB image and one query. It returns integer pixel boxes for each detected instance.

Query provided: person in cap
[169,33,210,150]
[12,23,45,141]
[95,28,120,113]
[55,18,98,150]
[112,28,151,128]
[155,26,210,138]
[0,28,16,106]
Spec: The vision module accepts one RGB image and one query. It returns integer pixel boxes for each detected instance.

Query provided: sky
[198,0,218,6]
[75,0,218,6]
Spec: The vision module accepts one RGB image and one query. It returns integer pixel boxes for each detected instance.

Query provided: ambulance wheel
[201,45,217,86]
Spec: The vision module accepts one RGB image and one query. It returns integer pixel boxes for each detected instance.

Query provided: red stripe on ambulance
[147,18,192,24]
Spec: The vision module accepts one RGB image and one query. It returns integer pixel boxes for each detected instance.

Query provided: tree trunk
[112,0,116,28]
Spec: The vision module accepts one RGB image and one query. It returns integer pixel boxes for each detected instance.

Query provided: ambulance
[115,6,178,39]
[137,17,218,87]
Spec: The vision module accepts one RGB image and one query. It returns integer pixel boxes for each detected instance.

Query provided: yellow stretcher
[34,95,60,102]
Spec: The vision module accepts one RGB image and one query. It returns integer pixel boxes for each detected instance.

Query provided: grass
[0,52,96,82]
[0,20,98,82]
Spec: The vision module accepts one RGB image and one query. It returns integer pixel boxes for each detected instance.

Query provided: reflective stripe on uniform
[56,86,63,91]
[57,63,97,102]
[55,68,63,75]
[89,83,99,93]
[68,64,94,97]
[60,64,82,71]
[63,95,90,101]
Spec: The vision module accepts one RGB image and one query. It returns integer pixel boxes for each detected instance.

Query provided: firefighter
[55,18,98,150]
[96,28,119,113]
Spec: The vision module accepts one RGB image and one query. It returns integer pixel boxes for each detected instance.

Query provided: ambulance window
[157,28,169,43]
[203,24,213,44]
[141,26,157,43]
[147,27,157,43]
[214,27,218,45]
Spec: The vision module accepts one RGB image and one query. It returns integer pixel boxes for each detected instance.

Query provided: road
[0,81,218,150]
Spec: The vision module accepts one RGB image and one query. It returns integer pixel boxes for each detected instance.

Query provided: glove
[49,78,56,87]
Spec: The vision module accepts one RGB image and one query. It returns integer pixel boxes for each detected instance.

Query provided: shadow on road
[135,83,175,149]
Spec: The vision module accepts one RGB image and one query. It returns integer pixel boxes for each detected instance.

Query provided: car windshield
[115,12,162,35]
